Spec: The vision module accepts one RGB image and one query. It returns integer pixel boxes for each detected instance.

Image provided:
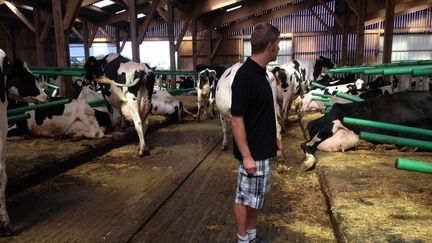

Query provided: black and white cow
[150,90,195,122]
[301,91,432,170]
[1,49,50,235]
[84,53,155,156]
[271,65,302,129]
[215,62,281,151]
[195,68,218,120]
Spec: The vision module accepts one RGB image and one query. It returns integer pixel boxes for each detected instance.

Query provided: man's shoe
[249,235,270,243]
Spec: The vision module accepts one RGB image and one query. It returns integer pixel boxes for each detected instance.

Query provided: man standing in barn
[231,23,282,243]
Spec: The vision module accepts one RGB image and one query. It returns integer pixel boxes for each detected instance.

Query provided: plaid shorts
[235,158,273,209]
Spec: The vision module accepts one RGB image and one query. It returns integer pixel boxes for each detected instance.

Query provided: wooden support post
[115,27,121,53]
[168,0,176,89]
[291,33,295,61]
[375,26,381,63]
[240,29,244,62]
[83,21,90,61]
[129,0,139,62]
[33,6,45,66]
[355,0,365,65]
[53,0,73,99]
[341,3,349,65]
[383,0,395,64]
[192,18,197,69]
[207,29,212,65]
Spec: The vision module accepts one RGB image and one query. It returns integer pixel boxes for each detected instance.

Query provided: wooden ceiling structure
[0,0,431,68]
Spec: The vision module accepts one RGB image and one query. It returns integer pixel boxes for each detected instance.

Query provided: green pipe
[30,66,85,72]
[168,88,195,95]
[321,109,330,114]
[335,92,365,102]
[343,117,432,137]
[360,132,432,151]
[87,98,106,107]
[327,60,432,74]
[311,92,332,98]
[364,69,384,75]
[153,70,197,76]
[7,99,71,116]
[395,157,432,173]
[413,68,432,76]
[311,82,327,89]
[32,70,86,77]
[7,113,30,124]
[312,97,330,102]
[324,101,334,107]
[45,82,59,89]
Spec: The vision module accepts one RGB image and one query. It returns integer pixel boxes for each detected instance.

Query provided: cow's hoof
[139,148,150,157]
[220,144,228,151]
[302,154,316,171]
[276,150,284,162]
[0,223,14,236]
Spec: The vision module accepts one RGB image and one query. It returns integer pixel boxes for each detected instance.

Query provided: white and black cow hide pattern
[150,90,195,122]
[195,68,218,120]
[84,53,155,156]
[215,62,282,151]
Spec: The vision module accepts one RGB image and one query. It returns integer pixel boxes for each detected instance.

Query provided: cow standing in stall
[301,91,432,170]
[195,68,218,120]
[84,53,155,156]
[0,49,50,235]
[271,65,302,130]
[215,62,282,151]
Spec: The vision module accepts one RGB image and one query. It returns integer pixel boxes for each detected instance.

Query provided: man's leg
[234,203,248,237]
[246,207,258,240]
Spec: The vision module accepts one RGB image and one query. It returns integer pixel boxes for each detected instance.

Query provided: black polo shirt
[231,58,277,161]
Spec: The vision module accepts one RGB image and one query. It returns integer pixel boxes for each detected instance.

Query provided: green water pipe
[413,68,432,76]
[32,70,86,77]
[343,117,432,137]
[360,132,432,151]
[321,109,330,114]
[7,99,71,116]
[153,70,197,76]
[31,66,85,72]
[382,64,432,75]
[45,83,59,89]
[87,99,106,107]
[335,92,365,102]
[395,157,432,173]
[312,97,330,102]
[324,101,334,107]
[311,92,333,98]
[7,113,30,124]
[311,82,327,89]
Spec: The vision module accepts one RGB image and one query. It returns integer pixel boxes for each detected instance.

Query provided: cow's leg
[196,89,202,121]
[301,125,334,171]
[122,98,148,156]
[220,115,229,150]
[0,129,12,235]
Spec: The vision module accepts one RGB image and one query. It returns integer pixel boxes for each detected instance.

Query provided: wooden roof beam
[309,8,334,34]
[193,0,243,16]
[137,0,161,44]
[63,0,84,30]
[202,0,296,31]
[175,17,192,52]
[222,0,318,34]
[365,0,432,25]
[316,0,343,28]
[343,0,360,16]
[4,1,35,32]
[0,23,13,41]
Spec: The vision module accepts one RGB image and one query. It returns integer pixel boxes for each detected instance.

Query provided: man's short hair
[251,23,280,54]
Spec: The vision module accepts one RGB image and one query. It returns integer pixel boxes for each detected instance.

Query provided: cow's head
[84,56,105,82]
[313,56,335,79]
[5,58,49,103]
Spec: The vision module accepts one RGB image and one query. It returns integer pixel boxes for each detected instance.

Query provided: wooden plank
[342,0,360,16]
[168,0,176,89]
[175,17,192,52]
[33,6,45,66]
[137,0,161,44]
[193,0,243,15]
[210,34,223,59]
[356,0,365,65]
[202,0,296,32]
[40,14,52,42]
[197,30,209,55]
[316,0,343,28]
[83,21,90,60]
[383,0,395,64]
[129,0,139,62]
[341,2,349,65]
[72,26,84,41]
[309,8,334,34]
[63,0,83,30]
[365,0,432,25]
[222,0,317,34]
[52,0,67,67]
[99,26,116,45]
[4,1,35,32]
[88,23,99,47]
[192,18,197,68]
[0,23,13,41]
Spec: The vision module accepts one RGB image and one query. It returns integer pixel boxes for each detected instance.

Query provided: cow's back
[215,62,243,118]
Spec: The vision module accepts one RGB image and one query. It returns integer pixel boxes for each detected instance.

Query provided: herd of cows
[1,48,432,234]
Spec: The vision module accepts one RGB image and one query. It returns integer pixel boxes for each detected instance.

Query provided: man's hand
[243,156,256,174]
[277,139,283,150]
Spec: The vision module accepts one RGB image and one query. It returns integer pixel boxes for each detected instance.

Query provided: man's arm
[231,115,256,174]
